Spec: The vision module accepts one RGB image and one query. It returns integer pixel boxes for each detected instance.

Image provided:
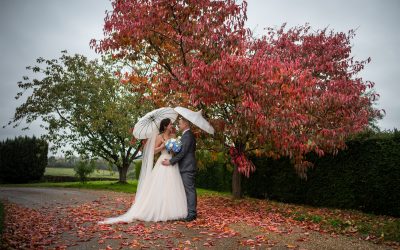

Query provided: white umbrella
[174,107,215,135]
[133,107,178,139]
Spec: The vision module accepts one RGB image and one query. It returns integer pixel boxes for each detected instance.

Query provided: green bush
[74,160,96,183]
[0,136,48,183]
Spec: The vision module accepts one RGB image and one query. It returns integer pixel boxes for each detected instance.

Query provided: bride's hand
[157,142,165,152]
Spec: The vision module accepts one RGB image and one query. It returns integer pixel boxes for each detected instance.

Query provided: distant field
[44,167,134,179]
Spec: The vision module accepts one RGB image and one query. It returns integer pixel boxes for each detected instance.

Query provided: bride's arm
[154,135,165,154]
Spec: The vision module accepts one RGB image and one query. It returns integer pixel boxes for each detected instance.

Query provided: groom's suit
[170,129,197,218]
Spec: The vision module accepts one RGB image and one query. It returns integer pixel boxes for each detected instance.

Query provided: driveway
[0,187,395,250]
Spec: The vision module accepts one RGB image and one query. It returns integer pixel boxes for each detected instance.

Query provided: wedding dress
[98,132,187,224]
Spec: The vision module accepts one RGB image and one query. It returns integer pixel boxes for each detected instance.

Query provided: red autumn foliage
[91,0,382,190]
[229,146,255,177]
[185,24,381,177]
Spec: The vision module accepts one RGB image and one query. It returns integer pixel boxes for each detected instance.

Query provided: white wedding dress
[99,132,187,224]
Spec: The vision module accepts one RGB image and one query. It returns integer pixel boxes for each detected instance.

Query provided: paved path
[0,187,396,250]
[0,187,115,209]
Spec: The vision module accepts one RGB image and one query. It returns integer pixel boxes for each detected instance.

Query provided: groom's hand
[162,159,171,166]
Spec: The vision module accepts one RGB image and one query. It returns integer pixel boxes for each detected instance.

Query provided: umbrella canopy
[133,107,178,139]
[174,107,215,135]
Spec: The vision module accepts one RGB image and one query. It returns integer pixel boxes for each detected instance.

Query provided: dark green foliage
[197,130,400,217]
[196,161,232,192]
[195,151,232,192]
[243,130,400,217]
[0,136,48,183]
[73,160,96,183]
[244,156,308,203]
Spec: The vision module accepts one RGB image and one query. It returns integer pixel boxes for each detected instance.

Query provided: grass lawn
[0,180,229,196]
[261,199,400,242]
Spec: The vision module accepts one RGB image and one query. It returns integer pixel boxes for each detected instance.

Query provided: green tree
[6,51,153,183]
[74,159,96,184]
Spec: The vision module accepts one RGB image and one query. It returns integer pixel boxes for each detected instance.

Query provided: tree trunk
[232,164,242,199]
[117,163,129,183]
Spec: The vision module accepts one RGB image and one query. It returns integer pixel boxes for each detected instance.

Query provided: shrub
[74,160,96,183]
[0,136,48,183]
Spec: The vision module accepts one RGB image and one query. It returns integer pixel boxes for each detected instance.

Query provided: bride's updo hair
[159,118,171,133]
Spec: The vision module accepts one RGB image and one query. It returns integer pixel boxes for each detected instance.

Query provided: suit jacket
[170,130,196,173]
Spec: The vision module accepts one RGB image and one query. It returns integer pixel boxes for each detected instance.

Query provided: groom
[162,117,197,221]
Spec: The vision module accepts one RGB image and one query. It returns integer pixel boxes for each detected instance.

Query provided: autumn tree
[92,0,381,197]
[7,51,154,183]
[185,25,382,197]
[91,0,248,105]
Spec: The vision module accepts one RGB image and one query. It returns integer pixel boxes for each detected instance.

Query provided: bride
[98,118,188,224]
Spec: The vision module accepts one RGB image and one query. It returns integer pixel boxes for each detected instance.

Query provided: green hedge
[197,130,400,217]
[0,136,48,183]
[133,153,231,191]
[196,150,232,192]
[244,130,400,217]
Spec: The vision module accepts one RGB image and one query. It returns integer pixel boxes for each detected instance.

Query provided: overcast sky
[1,0,399,144]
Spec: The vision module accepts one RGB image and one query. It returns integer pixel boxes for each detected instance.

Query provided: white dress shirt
[182,128,190,136]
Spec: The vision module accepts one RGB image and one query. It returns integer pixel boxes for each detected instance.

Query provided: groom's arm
[169,134,192,165]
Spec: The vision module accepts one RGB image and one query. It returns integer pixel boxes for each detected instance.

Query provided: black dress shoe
[185,215,197,222]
